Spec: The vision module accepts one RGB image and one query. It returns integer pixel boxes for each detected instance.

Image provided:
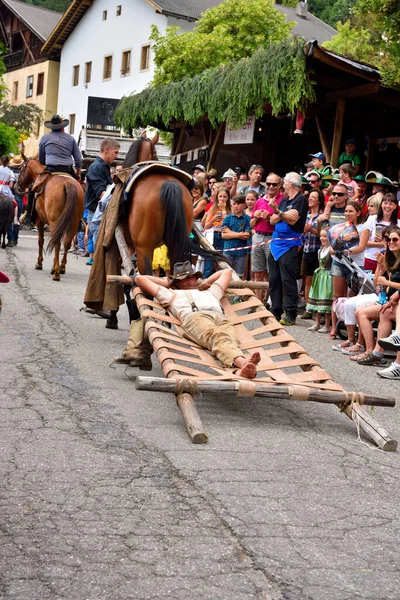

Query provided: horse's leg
[51,241,61,281]
[60,236,71,275]
[136,247,153,276]
[35,220,44,270]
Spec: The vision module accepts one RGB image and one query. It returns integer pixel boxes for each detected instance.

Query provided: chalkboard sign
[87,96,120,127]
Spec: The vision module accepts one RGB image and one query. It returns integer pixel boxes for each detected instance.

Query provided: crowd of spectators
[189,146,400,380]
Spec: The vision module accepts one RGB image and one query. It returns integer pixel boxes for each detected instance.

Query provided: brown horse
[121,133,216,274]
[15,157,84,280]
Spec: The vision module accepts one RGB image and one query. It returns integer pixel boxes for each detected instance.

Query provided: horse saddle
[32,171,75,196]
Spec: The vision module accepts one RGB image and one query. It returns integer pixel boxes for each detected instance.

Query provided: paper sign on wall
[187,150,193,161]
[224,116,255,145]
[193,148,199,161]
[176,154,181,164]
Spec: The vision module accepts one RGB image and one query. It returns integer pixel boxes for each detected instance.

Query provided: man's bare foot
[235,359,257,379]
[249,352,261,365]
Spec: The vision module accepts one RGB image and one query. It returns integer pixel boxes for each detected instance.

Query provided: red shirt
[251,193,283,234]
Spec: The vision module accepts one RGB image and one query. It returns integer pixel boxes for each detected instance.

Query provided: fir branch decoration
[115,38,315,130]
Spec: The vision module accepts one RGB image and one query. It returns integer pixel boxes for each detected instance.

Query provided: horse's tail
[47,183,78,253]
[0,195,14,234]
[160,181,191,266]
[160,180,225,267]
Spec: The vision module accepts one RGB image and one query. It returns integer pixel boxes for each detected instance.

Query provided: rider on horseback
[38,115,82,181]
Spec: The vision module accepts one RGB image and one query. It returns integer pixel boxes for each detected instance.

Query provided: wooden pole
[315,117,331,164]
[115,225,134,275]
[135,377,396,408]
[133,286,208,444]
[176,393,208,444]
[107,274,269,290]
[331,98,345,167]
[365,137,375,173]
[207,123,225,171]
[191,226,397,450]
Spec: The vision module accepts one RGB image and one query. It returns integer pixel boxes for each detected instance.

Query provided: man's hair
[231,194,246,204]
[249,164,264,176]
[333,182,348,193]
[285,172,302,189]
[339,163,354,177]
[266,172,282,184]
[100,137,120,152]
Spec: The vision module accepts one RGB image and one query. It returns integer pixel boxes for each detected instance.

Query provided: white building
[43,0,336,151]
[42,0,213,143]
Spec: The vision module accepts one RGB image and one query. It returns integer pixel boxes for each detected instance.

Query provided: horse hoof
[35,264,42,270]
[50,268,55,275]
[60,266,66,274]
[52,273,60,281]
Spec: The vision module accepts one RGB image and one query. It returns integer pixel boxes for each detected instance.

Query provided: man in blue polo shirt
[221,194,252,278]
[268,172,308,326]
[84,137,120,247]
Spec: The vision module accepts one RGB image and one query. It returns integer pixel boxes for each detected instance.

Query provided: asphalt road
[0,232,399,600]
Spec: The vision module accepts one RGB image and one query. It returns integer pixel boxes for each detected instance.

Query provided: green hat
[354,174,366,182]
[374,176,393,186]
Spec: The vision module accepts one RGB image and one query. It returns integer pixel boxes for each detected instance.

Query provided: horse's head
[138,132,159,162]
[14,155,43,193]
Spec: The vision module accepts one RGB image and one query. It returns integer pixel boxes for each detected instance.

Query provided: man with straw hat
[38,115,82,181]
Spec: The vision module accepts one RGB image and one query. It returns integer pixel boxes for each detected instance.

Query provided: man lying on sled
[135,261,260,379]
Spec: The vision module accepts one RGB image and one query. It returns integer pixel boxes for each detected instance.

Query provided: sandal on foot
[356,353,387,366]
[342,343,366,356]
[332,340,355,352]
[327,332,338,339]
[349,351,370,362]
[317,326,330,334]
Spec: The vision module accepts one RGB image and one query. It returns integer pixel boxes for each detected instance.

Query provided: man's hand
[240,231,251,240]
[260,210,270,220]
[268,198,278,212]
[253,209,262,219]
[197,280,211,291]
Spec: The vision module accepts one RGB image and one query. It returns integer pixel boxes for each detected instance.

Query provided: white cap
[222,168,236,179]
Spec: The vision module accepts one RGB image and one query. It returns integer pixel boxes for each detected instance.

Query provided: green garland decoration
[115,38,315,130]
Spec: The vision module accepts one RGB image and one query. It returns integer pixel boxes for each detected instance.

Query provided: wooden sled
[111,226,397,451]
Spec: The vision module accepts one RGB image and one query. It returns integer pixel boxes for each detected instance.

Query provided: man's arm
[38,140,45,166]
[210,268,233,292]
[87,165,109,200]
[71,137,83,170]
[270,209,299,226]
[135,274,168,297]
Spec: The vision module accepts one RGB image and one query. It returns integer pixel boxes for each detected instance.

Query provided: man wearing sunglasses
[306,171,322,190]
[250,173,283,299]
[320,183,348,227]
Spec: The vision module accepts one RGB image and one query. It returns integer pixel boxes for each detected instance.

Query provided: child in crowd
[221,194,252,278]
[202,186,231,278]
[245,190,257,218]
[306,227,333,332]
[244,191,257,279]
[339,163,358,198]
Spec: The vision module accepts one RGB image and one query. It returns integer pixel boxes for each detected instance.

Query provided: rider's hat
[44,114,69,130]
[169,261,202,285]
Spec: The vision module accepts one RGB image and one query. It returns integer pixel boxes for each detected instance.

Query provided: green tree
[0,102,44,138]
[307,0,356,28]
[324,0,400,86]
[19,0,71,12]
[150,0,293,86]
[0,122,20,155]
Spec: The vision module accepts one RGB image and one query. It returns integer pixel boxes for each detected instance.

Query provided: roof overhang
[41,0,93,55]
[145,0,197,22]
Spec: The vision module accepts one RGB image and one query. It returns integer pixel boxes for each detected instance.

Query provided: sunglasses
[388,238,400,243]
[332,192,346,197]
[309,179,320,184]
[267,182,279,187]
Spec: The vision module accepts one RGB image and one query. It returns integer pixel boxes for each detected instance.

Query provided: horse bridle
[14,158,30,194]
